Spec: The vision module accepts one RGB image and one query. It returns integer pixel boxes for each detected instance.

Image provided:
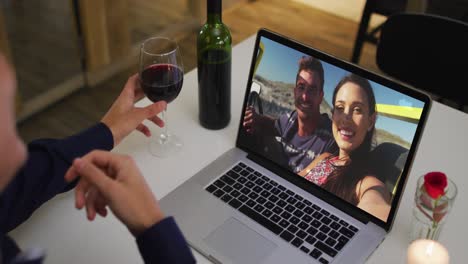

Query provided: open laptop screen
[237,30,430,226]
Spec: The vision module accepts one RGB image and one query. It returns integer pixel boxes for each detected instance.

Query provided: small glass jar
[410,174,457,241]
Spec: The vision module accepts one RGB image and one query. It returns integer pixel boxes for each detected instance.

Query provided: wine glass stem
[160,106,169,144]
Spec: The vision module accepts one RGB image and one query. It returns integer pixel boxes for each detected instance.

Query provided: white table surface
[10,35,468,263]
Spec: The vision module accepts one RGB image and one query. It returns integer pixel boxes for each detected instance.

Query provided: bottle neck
[207,0,222,24]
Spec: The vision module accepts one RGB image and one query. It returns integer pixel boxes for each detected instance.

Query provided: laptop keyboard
[205,162,360,264]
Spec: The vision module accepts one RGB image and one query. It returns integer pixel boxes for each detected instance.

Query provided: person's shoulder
[279,110,297,122]
[360,175,385,188]
[277,111,296,129]
[356,175,387,199]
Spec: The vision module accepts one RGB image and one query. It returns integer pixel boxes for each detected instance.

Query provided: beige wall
[292,0,385,27]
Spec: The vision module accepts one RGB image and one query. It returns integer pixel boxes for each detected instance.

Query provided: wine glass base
[148,133,183,158]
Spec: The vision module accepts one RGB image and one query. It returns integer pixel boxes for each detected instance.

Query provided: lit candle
[407,239,450,264]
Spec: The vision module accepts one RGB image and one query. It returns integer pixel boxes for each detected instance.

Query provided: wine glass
[139,37,184,157]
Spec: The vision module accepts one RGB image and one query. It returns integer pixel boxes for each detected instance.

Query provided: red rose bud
[424,171,448,199]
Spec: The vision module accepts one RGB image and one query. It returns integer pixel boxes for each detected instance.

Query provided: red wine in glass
[140,64,184,103]
[139,36,183,158]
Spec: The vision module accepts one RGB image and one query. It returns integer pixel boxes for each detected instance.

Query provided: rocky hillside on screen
[253,75,332,118]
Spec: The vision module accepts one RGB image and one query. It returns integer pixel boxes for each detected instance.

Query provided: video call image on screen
[239,37,425,221]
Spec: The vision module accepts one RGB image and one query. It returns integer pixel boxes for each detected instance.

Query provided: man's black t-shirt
[275,111,337,173]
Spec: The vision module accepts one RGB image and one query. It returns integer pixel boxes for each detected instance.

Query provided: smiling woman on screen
[299,74,391,221]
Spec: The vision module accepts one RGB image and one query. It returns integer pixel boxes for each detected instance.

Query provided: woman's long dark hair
[322,74,376,205]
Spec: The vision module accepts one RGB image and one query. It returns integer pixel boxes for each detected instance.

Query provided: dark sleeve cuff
[136,217,196,264]
[52,122,114,162]
[51,122,113,192]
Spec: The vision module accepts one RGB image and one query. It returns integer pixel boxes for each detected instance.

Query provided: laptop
[160,28,431,264]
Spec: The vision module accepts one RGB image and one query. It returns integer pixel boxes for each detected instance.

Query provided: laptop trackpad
[204,217,276,264]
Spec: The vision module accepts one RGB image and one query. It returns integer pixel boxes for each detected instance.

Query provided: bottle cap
[207,0,222,14]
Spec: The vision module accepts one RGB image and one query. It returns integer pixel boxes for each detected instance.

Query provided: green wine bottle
[197,0,232,130]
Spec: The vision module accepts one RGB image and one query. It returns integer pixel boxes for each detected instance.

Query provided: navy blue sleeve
[0,123,113,233]
[136,217,196,264]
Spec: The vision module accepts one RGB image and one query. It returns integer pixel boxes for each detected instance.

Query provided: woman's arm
[356,176,391,222]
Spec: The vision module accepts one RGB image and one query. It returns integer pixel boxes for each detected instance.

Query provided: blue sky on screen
[255,37,425,143]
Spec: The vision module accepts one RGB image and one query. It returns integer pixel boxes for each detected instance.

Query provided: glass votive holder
[409,172,457,242]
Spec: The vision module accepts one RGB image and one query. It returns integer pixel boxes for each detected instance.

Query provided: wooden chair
[351,0,408,64]
[376,13,468,111]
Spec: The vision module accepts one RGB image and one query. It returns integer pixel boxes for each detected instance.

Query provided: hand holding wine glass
[101,74,166,146]
[139,37,184,157]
